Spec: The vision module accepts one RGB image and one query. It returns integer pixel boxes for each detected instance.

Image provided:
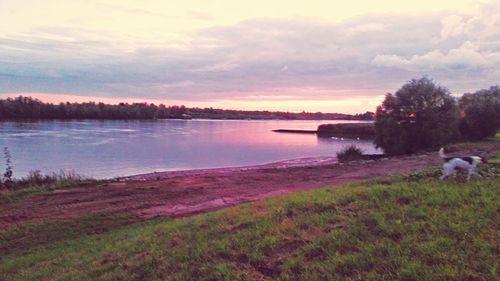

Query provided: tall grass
[0,170,96,202]
[14,169,82,188]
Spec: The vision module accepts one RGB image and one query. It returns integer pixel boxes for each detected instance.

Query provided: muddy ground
[1,144,498,229]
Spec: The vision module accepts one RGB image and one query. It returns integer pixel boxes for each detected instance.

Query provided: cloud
[0,1,499,103]
[440,2,500,41]
[349,23,387,33]
[189,11,214,21]
[193,62,240,72]
[441,15,467,39]
[372,41,500,71]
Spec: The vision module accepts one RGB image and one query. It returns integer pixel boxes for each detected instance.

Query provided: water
[0,119,381,179]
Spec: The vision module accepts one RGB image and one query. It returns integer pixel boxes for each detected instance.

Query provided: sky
[0,0,499,113]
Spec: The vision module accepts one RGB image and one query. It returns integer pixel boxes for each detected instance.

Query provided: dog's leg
[466,167,476,181]
[440,167,447,180]
[440,164,451,180]
[468,167,481,180]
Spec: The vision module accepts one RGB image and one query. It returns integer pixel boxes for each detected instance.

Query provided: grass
[0,171,98,202]
[1,167,498,280]
[490,153,500,164]
[0,214,139,257]
[446,131,500,152]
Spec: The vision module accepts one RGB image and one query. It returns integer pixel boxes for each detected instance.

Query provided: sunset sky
[1,0,499,113]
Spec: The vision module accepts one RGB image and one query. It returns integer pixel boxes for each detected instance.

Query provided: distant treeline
[0,96,374,120]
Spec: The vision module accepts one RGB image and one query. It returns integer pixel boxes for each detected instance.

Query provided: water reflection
[0,119,382,179]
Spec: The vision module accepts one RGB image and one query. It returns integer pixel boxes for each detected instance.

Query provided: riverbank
[1,141,498,228]
[1,141,498,280]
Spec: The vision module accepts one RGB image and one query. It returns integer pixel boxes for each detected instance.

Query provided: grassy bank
[1,165,498,280]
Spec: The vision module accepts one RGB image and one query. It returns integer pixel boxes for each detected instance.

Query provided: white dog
[439,147,482,180]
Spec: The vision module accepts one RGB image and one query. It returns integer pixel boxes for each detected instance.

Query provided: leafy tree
[459,86,500,140]
[375,77,460,155]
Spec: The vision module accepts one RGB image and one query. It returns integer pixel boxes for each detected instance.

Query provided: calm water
[0,119,381,179]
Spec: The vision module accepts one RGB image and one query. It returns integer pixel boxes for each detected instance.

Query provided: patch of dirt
[1,144,498,229]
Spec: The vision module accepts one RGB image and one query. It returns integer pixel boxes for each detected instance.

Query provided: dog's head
[472,156,483,165]
[479,156,488,164]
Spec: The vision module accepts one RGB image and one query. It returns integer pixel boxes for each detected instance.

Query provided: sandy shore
[118,156,339,181]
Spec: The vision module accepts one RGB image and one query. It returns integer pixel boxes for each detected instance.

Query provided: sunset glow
[1,0,499,113]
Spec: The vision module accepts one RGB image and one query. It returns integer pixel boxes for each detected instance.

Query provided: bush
[374,77,460,155]
[459,86,500,140]
[336,145,364,163]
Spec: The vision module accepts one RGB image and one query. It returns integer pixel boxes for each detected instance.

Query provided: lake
[0,119,382,179]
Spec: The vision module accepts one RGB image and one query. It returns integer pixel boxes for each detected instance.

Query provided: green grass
[447,130,500,152]
[1,171,498,280]
[0,178,98,202]
[0,214,139,257]
[489,151,500,165]
[0,169,101,202]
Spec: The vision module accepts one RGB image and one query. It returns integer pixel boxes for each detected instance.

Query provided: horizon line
[0,92,380,115]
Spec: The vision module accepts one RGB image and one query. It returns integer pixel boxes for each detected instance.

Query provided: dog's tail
[438,147,446,158]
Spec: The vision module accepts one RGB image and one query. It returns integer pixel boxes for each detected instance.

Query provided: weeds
[336,144,364,163]
[15,169,82,188]
[1,147,14,189]
[0,170,96,202]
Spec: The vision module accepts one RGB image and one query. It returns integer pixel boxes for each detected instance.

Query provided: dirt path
[1,145,497,228]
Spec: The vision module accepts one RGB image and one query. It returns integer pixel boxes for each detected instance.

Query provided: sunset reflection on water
[0,119,381,179]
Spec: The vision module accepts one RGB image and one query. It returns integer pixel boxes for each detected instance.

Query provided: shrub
[336,145,364,163]
[459,86,500,140]
[374,77,460,155]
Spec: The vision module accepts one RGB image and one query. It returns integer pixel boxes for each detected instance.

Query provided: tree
[374,77,460,155]
[459,86,500,140]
